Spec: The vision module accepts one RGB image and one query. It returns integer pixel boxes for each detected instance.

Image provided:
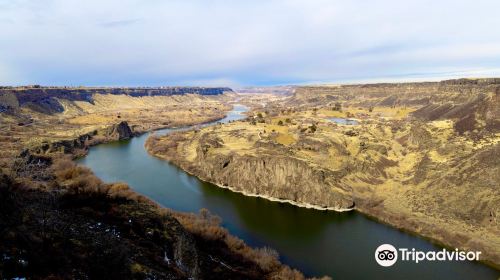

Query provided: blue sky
[1,0,500,86]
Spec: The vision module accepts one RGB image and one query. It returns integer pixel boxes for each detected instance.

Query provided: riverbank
[148,150,354,212]
[1,159,316,279]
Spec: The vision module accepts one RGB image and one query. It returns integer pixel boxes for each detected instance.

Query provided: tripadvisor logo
[375,244,398,267]
[375,244,481,267]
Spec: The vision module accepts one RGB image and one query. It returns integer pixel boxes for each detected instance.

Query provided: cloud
[99,18,141,28]
[0,0,499,86]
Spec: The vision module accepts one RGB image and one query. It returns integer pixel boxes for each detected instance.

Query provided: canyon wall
[186,137,355,210]
[0,86,233,114]
[291,78,500,107]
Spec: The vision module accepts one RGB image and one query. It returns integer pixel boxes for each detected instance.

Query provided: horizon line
[2,76,499,89]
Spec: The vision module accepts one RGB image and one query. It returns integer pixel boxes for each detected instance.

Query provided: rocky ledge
[146,133,355,211]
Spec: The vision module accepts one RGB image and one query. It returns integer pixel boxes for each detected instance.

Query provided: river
[77,105,498,280]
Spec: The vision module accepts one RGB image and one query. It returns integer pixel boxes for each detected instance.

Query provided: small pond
[329,117,359,125]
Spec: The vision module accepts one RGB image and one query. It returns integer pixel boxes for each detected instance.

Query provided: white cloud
[0,0,499,85]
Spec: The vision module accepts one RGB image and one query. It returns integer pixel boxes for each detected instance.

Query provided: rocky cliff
[147,128,356,211]
[0,86,233,114]
[290,78,500,108]
[26,121,135,155]
[192,146,354,210]
[283,78,500,136]
[105,121,134,140]
[0,85,231,172]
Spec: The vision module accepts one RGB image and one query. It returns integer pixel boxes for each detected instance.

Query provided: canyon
[146,79,500,269]
[0,87,315,279]
[1,81,499,279]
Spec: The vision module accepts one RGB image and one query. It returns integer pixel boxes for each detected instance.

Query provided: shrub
[171,208,309,277]
[51,157,147,203]
[174,208,227,241]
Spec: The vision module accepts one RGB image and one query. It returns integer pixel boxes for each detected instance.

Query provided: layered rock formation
[0,86,232,114]
[26,121,135,155]
[105,121,134,140]
[190,146,353,210]
[0,86,232,172]
[290,78,500,108]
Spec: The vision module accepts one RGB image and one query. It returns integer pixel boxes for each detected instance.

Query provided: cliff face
[105,121,134,140]
[27,121,135,155]
[147,129,356,210]
[0,85,231,172]
[286,78,500,135]
[0,86,233,114]
[290,78,500,108]
[193,150,354,210]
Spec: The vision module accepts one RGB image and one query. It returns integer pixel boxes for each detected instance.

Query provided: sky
[1,0,500,86]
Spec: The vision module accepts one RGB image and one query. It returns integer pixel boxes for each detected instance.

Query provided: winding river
[77,105,498,280]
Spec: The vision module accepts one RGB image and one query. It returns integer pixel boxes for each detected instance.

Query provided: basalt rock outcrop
[0,86,233,114]
[147,131,355,211]
[284,78,500,137]
[106,121,134,140]
[290,78,500,108]
[193,152,355,210]
[28,121,135,155]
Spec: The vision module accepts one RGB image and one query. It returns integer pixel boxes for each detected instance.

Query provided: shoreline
[214,183,354,212]
[68,112,229,160]
[144,149,353,213]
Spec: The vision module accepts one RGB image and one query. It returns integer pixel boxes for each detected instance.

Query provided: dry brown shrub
[174,208,227,241]
[52,156,106,194]
[251,247,281,272]
[51,156,152,204]
[48,158,320,279]
[107,182,129,195]
[106,182,144,202]
[270,267,306,280]
[52,156,78,179]
[172,208,308,276]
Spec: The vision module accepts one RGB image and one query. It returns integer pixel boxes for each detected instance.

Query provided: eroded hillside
[0,86,233,172]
